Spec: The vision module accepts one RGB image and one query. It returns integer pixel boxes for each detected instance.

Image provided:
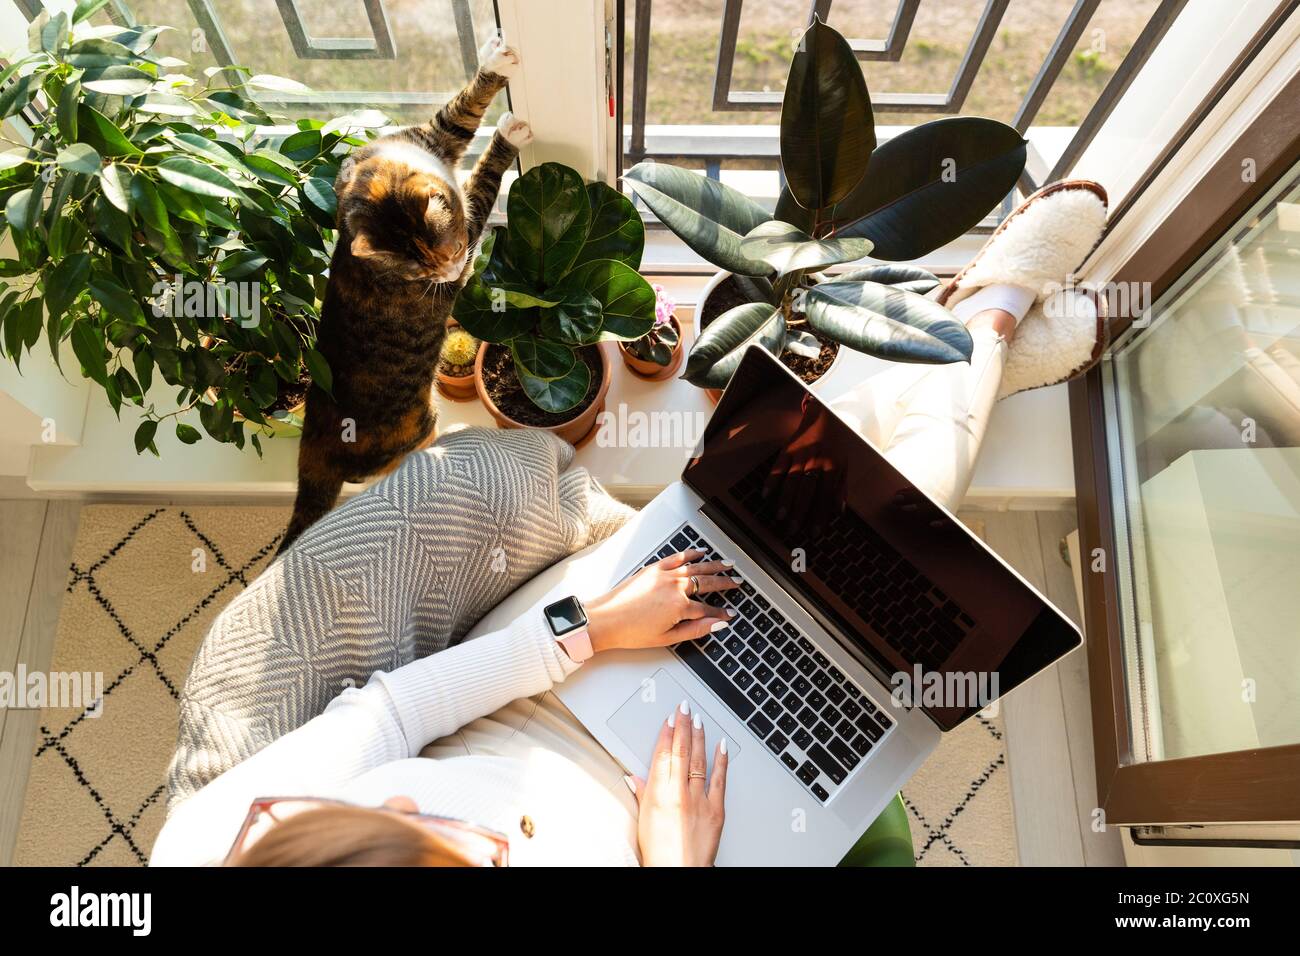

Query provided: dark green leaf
[56,78,80,141]
[781,18,875,211]
[76,104,142,156]
[278,129,322,162]
[300,177,337,228]
[0,74,39,120]
[71,321,108,385]
[623,162,772,276]
[89,274,147,325]
[217,247,268,279]
[175,422,201,444]
[452,275,537,343]
[835,264,940,295]
[133,418,157,455]
[506,162,591,288]
[572,181,643,269]
[81,64,154,96]
[511,336,576,380]
[804,280,973,363]
[56,142,101,175]
[517,353,591,413]
[554,258,656,341]
[538,291,602,345]
[5,185,41,234]
[682,302,786,389]
[44,251,90,324]
[303,347,331,395]
[156,156,243,200]
[129,175,168,231]
[739,220,872,277]
[831,117,1027,260]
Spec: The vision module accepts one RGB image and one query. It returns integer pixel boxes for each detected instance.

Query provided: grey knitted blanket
[166,426,633,810]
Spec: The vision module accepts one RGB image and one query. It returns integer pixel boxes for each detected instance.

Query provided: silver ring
[688,770,706,779]
[689,575,700,597]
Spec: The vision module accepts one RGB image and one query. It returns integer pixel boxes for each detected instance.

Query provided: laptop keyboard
[634,521,895,804]
[730,462,977,672]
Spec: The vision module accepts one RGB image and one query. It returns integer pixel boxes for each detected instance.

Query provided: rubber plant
[0,3,375,455]
[453,161,656,412]
[623,16,1029,390]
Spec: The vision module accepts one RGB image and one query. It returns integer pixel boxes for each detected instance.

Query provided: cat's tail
[276,466,344,557]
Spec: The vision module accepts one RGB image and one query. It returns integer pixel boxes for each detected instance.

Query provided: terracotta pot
[475,341,613,447]
[435,365,477,401]
[695,270,845,405]
[619,315,684,381]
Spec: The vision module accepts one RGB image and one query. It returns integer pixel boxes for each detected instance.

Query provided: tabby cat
[278,35,532,554]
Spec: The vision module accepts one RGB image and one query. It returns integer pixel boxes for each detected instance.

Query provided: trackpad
[607,668,740,777]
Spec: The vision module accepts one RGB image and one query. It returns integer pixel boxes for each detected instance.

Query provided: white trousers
[829,326,1009,511]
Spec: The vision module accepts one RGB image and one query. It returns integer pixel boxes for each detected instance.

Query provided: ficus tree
[0,2,370,455]
[624,16,1029,390]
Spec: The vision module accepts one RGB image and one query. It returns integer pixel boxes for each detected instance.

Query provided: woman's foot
[938,180,1110,398]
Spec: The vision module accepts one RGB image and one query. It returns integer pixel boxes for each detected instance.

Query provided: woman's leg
[831,291,1032,511]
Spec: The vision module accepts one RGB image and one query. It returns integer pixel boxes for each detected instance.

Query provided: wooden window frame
[1071,5,1300,827]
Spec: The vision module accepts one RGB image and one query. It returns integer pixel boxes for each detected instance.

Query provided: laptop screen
[682,347,1081,730]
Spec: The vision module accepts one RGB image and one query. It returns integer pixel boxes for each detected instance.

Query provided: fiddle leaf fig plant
[454,161,656,413]
[624,16,1029,390]
[0,6,371,455]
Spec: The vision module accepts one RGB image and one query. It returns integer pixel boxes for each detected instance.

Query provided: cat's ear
[350,231,378,259]
[425,192,448,220]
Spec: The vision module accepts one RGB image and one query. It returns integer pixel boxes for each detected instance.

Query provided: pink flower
[652,283,675,327]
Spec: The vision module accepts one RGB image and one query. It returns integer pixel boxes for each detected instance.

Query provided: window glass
[1103,161,1300,761]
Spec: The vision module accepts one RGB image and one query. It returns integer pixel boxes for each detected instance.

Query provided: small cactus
[441,328,479,369]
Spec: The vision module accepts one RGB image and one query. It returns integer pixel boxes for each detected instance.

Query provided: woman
[152,181,1109,867]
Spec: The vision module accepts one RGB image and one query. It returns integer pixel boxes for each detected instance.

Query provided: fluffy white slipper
[938,180,1110,398]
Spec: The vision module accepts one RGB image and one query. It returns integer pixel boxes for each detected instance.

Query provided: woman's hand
[585,549,739,653]
[629,699,728,866]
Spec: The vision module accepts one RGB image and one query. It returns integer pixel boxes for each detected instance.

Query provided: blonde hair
[228,805,470,867]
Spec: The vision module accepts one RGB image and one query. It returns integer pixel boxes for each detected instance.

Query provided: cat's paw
[479,32,520,78]
[498,112,533,148]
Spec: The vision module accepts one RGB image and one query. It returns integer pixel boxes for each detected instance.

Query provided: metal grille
[628,0,1191,196]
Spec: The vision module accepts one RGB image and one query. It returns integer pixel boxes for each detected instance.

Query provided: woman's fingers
[659,548,706,570]
[670,699,692,788]
[663,614,732,644]
[708,738,729,810]
[688,711,707,794]
[649,713,675,788]
[692,572,740,594]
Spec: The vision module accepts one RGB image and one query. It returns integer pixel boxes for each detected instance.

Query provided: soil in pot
[268,371,311,415]
[481,343,603,427]
[699,274,839,386]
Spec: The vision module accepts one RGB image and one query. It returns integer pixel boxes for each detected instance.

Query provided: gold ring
[689,575,700,597]
[688,770,706,779]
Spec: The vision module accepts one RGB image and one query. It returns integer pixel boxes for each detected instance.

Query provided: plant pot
[695,270,845,405]
[436,365,477,401]
[619,315,684,381]
[475,341,613,447]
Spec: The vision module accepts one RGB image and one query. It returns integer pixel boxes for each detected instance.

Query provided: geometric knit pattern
[165,425,632,810]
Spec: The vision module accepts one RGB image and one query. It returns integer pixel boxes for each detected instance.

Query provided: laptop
[543,345,1082,866]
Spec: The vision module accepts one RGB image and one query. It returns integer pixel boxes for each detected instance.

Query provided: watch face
[543,597,587,636]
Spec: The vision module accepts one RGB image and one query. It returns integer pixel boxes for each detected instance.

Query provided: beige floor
[0,498,1122,867]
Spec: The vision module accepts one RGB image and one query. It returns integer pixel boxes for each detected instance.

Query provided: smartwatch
[543,596,593,663]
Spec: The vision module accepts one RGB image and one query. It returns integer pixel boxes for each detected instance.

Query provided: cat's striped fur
[279,38,531,554]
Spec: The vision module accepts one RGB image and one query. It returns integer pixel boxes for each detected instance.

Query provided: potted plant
[454,162,656,445]
[623,17,1030,394]
[436,325,479,401]
[0,6,369,455]
[620,283,683,380]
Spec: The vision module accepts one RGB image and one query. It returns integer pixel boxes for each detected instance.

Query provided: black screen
[544,597,587,636]
[682,347,1081,730]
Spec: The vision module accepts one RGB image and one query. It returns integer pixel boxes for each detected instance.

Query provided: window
[623,0,1187,218]
[1102,160,1300,763]
[14,1,507,134]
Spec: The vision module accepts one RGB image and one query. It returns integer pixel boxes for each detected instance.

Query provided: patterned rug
[14,505,1017,866]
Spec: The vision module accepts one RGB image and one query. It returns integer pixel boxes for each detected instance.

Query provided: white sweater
[150,616,640,867]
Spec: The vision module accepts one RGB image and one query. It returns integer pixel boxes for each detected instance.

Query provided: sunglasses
[225,797,510,867]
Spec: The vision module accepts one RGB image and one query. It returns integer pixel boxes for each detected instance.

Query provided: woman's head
[228,803,472,867]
